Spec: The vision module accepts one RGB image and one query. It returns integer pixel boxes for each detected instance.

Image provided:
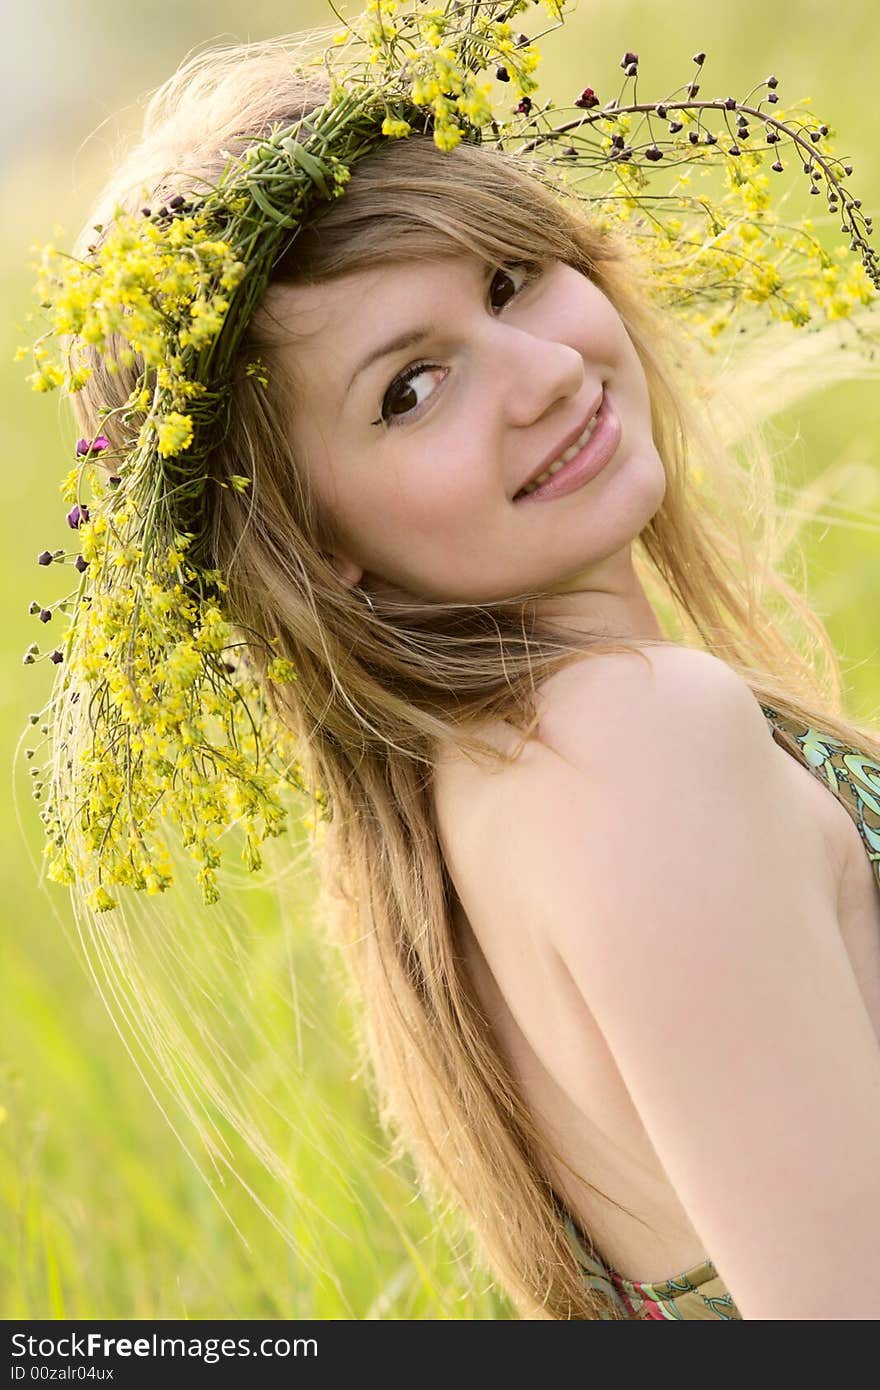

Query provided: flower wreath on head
[15,0,879,914]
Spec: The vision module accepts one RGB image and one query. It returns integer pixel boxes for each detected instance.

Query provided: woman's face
[272,254,667,636]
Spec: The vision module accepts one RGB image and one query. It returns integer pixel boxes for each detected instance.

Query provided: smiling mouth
[513,397,604,500]
[511,389,621,504]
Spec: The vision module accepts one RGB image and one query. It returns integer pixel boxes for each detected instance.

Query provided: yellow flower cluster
[38,512,311,911]
[28,208,241,380]
[156,411,195,459]
[24,208,246,430]
[266,656,299,684]
[332,0,563,152]
[581,102,876,340]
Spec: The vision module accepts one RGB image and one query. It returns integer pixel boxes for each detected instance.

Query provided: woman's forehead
[267,253,486,364]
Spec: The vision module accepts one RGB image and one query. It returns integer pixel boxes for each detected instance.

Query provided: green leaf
[282,139,331,199]
[245,180,300,228]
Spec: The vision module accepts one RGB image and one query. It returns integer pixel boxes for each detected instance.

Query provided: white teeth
[517,403,602,497]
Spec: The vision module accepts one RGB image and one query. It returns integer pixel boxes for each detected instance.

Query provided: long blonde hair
[59,29,880,1318]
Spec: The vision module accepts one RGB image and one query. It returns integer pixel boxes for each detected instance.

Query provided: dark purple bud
[844,164,853,176]
[158,206,169,218]
[854,199,862,208]
[169,194,186,209]
[810,185,820,194]
[689,130,700,144]
[108,475,122,487]
[28,601,40,615]
[516,33,529,46]
[563,145,577,156]
[766,75,778,88]
[803,162,812,173]
[771,160,784,172]
[820,125,828,136]
[693,52,706,65]
[611,133,625,147]
[39,609,52,623]
[67,504,90,529]
[809,130,821,142]
[728,144,741,156]
[496,65,510,82]
[724,97,737,110]
[141,207,152,217]
[687,83,699,98]
[74,555,89,573]
[644,145,663,161]
[669,120,683,133]
[574,87,599,109]
[767,92,778,104]
[75,435,109,457]
[766,131,780,143]
[704,131,718,144]
[515,96,533,114]
[621,51,639,68]
[625,62,638,77]
[49,650,64,664]
[38,550,53,566]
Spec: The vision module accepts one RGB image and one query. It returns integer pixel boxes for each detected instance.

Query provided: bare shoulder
[433,644,780,908]
[533,642,763,767]
[434,644,736,784]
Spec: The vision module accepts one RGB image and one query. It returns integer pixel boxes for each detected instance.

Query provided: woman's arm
[518,647,880,1319]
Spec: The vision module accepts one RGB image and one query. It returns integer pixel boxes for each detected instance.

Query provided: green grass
[3,0,879,1320]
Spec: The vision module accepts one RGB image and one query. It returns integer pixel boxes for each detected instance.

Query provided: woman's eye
[488,261,537,312]
[375,260,541,428]
[378,362,447,427]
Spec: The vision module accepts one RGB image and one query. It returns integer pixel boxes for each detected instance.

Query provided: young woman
[26,20,880,1319]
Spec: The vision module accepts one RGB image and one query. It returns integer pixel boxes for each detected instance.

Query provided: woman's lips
[513,391,621,503]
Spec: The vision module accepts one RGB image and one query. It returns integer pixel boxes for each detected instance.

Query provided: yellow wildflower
[267,656,299,684]
[381,115,412,139]
[156,412,194,457]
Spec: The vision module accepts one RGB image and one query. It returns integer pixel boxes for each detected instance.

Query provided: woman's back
[432,643,880,1319]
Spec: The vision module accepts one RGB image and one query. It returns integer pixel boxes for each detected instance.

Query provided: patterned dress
[562,701,880,1320]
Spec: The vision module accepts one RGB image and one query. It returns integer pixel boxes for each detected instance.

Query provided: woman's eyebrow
[344,260,497,398]
[345,325,434,397]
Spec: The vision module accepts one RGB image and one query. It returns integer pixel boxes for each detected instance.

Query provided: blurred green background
[3,0,878,1319]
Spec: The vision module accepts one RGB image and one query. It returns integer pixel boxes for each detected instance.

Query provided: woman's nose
[499,329,586,430]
